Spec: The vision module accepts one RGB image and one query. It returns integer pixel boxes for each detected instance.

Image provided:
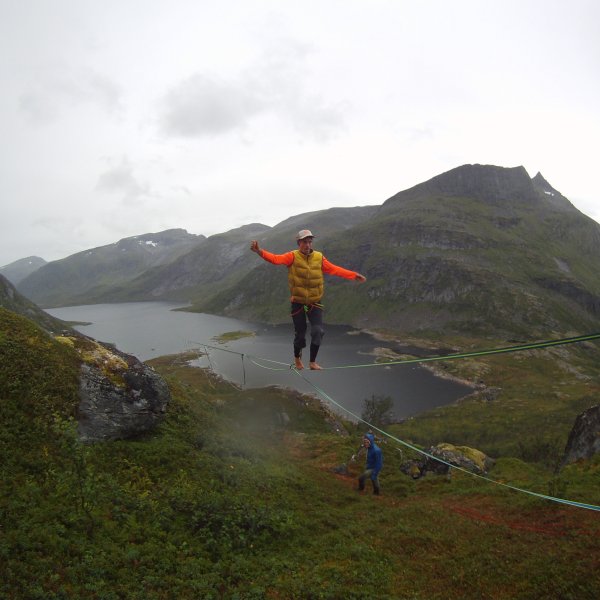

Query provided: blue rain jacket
[364,433,383,478]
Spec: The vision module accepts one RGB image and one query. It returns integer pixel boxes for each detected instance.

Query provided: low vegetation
[211,330,256,344]
[1,308,600,598]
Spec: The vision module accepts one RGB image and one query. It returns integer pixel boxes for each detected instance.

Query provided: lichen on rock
[55,334,171,442]
[400,442,495,479]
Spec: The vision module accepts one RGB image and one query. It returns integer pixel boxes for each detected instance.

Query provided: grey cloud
[18,67,122,124]
[96,159,149,203]
[18,91,60,125]
[284,94,347,141]
[159,38,346,141]
[160,74,265,137]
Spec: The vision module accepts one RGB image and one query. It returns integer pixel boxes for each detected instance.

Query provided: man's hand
[250,240,261,254]
[355,273,367,283]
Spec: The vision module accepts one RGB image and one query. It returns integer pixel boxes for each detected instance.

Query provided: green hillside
[2,307,600,598]
[194,165,600,337]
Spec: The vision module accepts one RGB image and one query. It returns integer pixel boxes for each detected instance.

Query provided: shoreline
[358,329,483,397]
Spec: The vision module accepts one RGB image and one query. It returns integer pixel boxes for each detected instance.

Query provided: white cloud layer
[1,0,599,266]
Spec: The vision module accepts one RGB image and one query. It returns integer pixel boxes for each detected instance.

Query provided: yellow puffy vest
[288,250,324,304]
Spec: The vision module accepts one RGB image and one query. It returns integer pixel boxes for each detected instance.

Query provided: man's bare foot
[294,356,304,370]
[309,362,322,370]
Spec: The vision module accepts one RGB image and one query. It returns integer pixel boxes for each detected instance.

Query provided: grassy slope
[1,309,600,598]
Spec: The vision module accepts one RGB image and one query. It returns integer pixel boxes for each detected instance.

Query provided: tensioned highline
[194,332,600,511]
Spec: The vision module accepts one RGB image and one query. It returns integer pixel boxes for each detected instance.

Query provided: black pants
[291,303,324,362]
[358,469,380,494]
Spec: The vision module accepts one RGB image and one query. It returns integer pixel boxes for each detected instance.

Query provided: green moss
[437,443,488,471]
[211,330,255,343]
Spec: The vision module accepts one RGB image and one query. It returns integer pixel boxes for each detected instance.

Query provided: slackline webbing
[190,333,600,511]
[291,368,600,512]
[194,332,600,372]
[322,331,600,370]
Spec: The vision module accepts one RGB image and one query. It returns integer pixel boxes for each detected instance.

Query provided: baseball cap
[296,229,315,240]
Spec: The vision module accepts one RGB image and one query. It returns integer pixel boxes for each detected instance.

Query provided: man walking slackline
[250,230,366,370]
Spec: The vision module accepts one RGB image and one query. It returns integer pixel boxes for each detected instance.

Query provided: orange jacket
[259,249,358,278]
[258,248,358,303]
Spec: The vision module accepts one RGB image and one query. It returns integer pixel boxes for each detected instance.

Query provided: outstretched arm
[250,241,294,266]
[322,256,367,282]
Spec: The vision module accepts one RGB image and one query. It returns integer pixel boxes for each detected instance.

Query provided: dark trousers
[291,303,324,362]
[358,469,380,494]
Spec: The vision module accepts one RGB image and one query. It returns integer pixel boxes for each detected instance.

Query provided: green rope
[247,357,291,371]
[292,368,600,512]
[192,341,291,367]
[322,332,600,370]
[192,333,600,511]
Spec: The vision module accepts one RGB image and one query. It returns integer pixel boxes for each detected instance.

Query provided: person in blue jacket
[356,433,383,495]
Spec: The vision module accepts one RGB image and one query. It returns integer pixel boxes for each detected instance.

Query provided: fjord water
[46,302,473,421]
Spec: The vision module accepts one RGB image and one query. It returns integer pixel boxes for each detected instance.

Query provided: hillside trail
[282,431,600,540]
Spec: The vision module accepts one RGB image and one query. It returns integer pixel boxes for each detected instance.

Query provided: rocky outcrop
[55,335,171,442]
[401,443,495,479]
[561,404,600,467]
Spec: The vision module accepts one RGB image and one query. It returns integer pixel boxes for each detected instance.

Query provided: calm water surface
[46,302,473,421]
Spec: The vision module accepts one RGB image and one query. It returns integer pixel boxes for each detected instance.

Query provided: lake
[45,302,474,421]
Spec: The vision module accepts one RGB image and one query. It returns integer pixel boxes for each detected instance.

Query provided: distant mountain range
[14,164,600,337]
[0,256,46,286]
[17,229,204,307]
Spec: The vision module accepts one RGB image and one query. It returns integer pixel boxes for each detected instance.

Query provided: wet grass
[1,308,599,598]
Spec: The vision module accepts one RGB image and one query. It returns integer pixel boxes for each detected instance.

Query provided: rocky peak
[427,164,533,200]
[382,164,539,210]
[531,172,574,211]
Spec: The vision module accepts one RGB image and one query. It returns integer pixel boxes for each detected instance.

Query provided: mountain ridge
[14,164,600,337]
[0,256,47,285]
[18,228,205,307]
[196,164,600,335]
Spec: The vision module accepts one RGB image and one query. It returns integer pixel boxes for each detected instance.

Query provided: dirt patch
[444,496,599,538]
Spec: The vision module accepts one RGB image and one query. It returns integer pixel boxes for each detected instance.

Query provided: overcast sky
[1,0,599,266]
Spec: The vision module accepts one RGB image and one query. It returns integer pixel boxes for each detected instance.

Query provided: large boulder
[561,404,600,467]
[56,335,171,442]
[401,443,495,479]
